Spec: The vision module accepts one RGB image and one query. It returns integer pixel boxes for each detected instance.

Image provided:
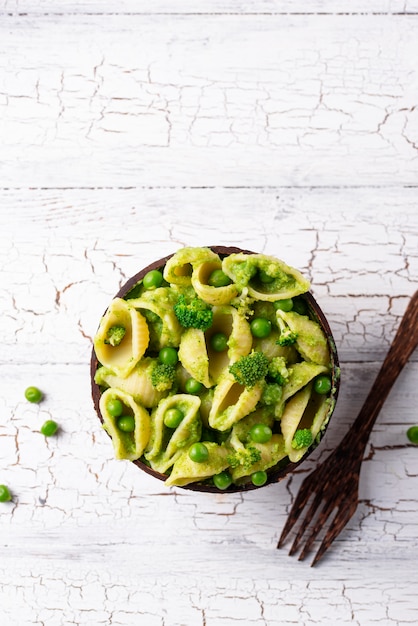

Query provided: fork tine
[277,474,319,548]
[296,497,337,561]
[310,502,358,567]
[287,490,325,555]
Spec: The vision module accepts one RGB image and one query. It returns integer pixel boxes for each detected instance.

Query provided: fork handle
[346,291,418,453]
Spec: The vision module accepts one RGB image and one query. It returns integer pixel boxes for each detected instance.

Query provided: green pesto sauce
[233,257,296,293]
[174,416,202,450]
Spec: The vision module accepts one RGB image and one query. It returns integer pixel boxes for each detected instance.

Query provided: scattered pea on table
[40,420,59,437]
[0,485,12,502]
[24,386,43,403]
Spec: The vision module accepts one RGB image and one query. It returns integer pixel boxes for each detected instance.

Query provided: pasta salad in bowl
[90,246,340,492]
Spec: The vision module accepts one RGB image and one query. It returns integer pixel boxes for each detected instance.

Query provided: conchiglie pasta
[94,358,167,408]
[165,442,230,487]
[163,246,219,287]
[99,388,150,461]
[222,252,310,302]
[145,394,202,474]
[178,328,211,387]
[283,391,334,463]
[129,287,183,350]
[277,309,330,366]
[275,361,329,417]
[206,305,253,380]
[193,305,253,386]
[198,388,215,428]
[191,260,238,305]
[230,406,275,444]
[178,307,253,389]
[280,383,313,462]
[310,395,334,442]
[94,298,149,377]
[208,373,263,431]
[231,434,287,482]
[252,330,299,361]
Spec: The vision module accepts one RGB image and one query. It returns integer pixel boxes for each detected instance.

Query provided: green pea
[185,378,203,395]
[159,346,178,366]
[407,426,418,444]
[188,442,209,463]
[250,423,273,444]
[164,408,184,429]
[251,470,268,487]
[250,317,272,338]
[208,269,232,288]
[314,375,332,395]
[259,270,275,284]
[143,269,163,290]
[213,471,232,490]
[0,485,12,502]
[273,298,293,312]
[40,420,58,437]
[292,298,308,315]
[210,332,228,352]
[117,416,136,432]
[24,386,43,403]
[107,398,124,417]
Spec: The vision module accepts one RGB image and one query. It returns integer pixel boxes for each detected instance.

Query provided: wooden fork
[277,290,418,566]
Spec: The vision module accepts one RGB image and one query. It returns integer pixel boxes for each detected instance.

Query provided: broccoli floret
[229,350,269,388]
[276,314,298,346]
[227,445,261,470]
[261,382,283,406]
[173,294,213,331]
[104,325,126,346]
[291,428,313,450]
[267,356,289,385]
[230,287,255,319]
[150,362,176,392]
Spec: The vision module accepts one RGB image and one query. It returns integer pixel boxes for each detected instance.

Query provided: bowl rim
[90,245,340,493]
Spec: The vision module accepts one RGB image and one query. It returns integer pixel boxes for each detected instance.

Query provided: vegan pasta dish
[91,246,339,491]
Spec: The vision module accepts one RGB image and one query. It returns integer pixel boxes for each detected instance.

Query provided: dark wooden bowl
[90,246,340,493]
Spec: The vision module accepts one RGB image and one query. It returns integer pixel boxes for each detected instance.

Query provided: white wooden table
[1,2,418,624]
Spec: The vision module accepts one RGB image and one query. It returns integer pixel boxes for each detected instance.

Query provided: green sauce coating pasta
[93,247,337,489]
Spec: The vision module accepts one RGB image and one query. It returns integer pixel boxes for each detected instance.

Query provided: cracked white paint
[1,13,418,186]
[1,3,418,626]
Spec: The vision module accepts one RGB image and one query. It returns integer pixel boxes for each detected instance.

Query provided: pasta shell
[99,388,150,461]
[145,394,202,474]
[94,298,149,377]
[230,434,287,482]
[178,328,212,387]
[231,406,275,444]
[204,305,253,383]
[276,309,330,366]
[165,442,230,487]
[129,287,183,350]
[192,260,238,305]
[252,330,299,362]
[163,247,219,287]
[275,361,329,417]
[280,383,313,462]
[281,386,335,463]
[310,395,334,442]
[222,252,310,302]
[95,358,167,408]
[208,373,263,431]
